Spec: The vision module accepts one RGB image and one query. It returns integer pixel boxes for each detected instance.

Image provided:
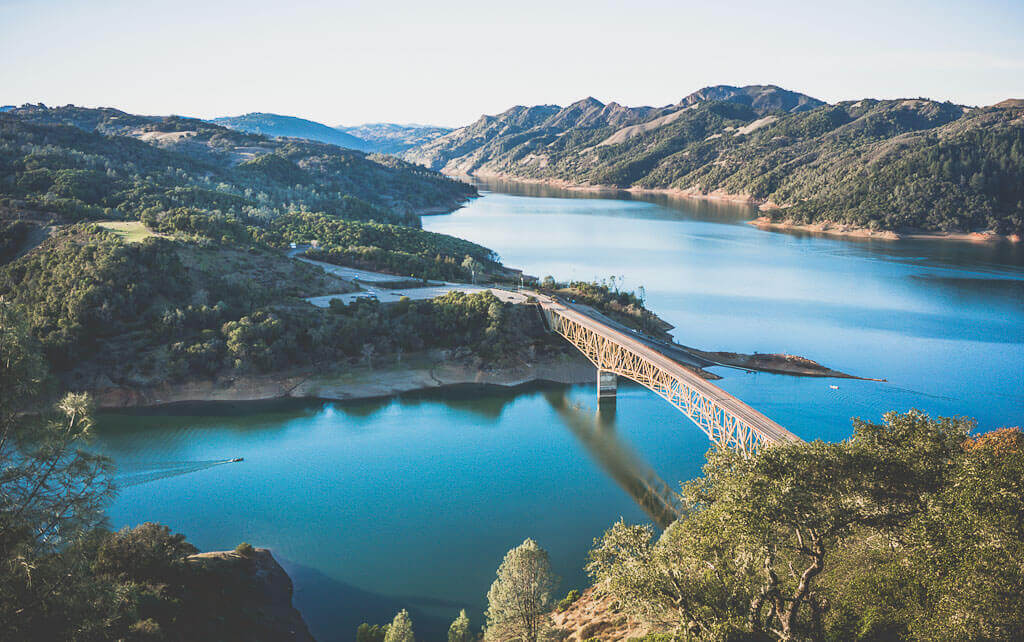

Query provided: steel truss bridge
[538,297,801,456]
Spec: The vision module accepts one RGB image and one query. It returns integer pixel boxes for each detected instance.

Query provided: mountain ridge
[211,112,374,151]
[211,113,451,154]
[336,122,451,154]
[402,85,1024,236]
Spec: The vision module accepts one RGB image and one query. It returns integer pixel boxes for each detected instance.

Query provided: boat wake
[114,458,242,488]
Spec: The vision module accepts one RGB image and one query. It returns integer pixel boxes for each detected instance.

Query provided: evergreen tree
[383,609,414,642]
[448,609,471,642]
[484,539,558,642]
[357,622,388,642]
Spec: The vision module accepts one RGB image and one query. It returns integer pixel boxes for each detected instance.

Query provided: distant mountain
[337,123,451,154]
[211,112,374,152]
[404,85,824,171]
[5,104,475,219]
[0,106,14,112]
[676,84,824,114]
[402,85,1024,236]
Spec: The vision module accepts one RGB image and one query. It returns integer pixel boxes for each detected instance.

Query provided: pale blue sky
[2,0,1022,126]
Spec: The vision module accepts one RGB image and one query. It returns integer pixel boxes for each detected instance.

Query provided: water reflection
[424,182,1024,431]
[396,383,525,419]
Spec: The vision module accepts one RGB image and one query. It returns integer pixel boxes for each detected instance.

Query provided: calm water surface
[96,181,1024,640]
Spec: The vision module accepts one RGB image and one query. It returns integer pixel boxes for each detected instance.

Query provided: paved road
[293,254,423,284]
[290,248,533,307]
[534,292,801,445]
[555,298,718,371]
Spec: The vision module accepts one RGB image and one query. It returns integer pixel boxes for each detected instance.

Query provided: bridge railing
[542,305,798,456]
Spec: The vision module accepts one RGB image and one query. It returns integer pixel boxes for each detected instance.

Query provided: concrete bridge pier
[597,369,617,405]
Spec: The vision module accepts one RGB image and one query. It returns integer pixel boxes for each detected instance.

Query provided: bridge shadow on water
[542,390,684,529]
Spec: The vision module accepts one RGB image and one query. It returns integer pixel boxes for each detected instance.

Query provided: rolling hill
[336,123,451,154]
[211,113,451,154]
[211,112,374,151]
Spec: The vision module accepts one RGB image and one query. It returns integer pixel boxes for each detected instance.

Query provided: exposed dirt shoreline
[748,216,1020,243]
[92,351,597,409]
[455,171,1020,243]
[91,345,877,410]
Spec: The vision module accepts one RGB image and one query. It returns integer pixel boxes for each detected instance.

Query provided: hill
[676,84,825,113]
[4,104,474,220]
[337,122,451,154]
[404,85,823,170]
[0,105,543,392]
[211,112,374,151]
[211,113,452,155]
[404,85,1024,236]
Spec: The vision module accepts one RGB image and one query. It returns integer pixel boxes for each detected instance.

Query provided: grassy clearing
[96,221,157,243]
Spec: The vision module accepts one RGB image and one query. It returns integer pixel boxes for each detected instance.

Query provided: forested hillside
[405,85,1024,236]
[0,106,551,391]
[4,104,475,220]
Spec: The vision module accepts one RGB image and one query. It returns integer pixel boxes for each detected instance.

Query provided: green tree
[357,622,389,642]
[448,608,472,642]
[914,427,1024,639]
[462,255,485,283]
[587,410,977,641]
[383,609,414,642]
[484,538,558,642]
[0,304,114,637]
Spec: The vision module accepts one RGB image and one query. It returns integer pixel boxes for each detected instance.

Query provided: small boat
[829,385,839,390]
[229,457,244,463]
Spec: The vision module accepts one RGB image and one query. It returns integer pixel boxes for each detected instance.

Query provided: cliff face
[186,548,315,642]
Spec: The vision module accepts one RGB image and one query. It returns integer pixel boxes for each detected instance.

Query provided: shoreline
[90,345,880,410]
[92,351,597,409]
[458,170,765,206]
[748,216,1020,243]
[450,171,1020,244]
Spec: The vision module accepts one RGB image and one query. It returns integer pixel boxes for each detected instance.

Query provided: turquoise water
[95,182,1024,640]
[425,181,1024,437]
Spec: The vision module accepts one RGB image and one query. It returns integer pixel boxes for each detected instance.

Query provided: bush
[556,589,581,612]
[234,542,255,557]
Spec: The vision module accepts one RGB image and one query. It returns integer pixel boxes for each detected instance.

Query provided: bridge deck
[538,296,801,448]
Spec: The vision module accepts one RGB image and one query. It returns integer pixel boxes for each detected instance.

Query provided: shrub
[556,589,581,612]
[235,542,255,557]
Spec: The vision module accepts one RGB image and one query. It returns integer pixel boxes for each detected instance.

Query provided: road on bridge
[532,291,801,447]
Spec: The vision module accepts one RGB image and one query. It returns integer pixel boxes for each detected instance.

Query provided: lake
[95,181,1024,640]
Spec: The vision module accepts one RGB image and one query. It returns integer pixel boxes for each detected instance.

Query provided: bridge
[536,295,801,456]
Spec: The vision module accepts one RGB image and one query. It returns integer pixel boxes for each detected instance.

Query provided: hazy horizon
[3,0,1023,128]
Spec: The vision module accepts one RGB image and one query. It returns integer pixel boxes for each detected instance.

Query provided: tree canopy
[587,411,1024,641]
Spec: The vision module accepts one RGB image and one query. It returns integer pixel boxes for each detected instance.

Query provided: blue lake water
[95,181,1024,640]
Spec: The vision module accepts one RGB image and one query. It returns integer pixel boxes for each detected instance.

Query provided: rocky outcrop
[187,548,314,641]
[676,84,824,114]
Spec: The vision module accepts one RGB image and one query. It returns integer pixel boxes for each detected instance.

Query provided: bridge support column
[597,369,617,405]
